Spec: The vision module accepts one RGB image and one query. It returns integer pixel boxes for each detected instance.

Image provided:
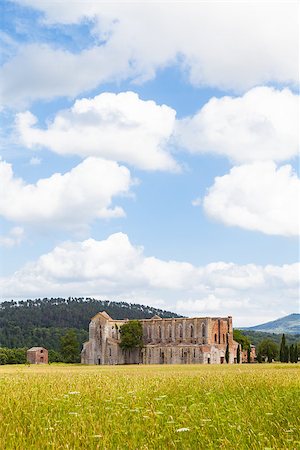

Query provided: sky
[0,0,299,327]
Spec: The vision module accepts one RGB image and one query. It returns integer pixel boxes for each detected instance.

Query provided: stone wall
[81,312,237,365]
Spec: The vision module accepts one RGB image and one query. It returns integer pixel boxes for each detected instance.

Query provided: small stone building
[27,347,48,364]
[81,311,240,365]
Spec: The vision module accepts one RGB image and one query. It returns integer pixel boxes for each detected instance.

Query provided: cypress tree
[237,345,240,364]
[294,344,299,363]
[290,344,294,363]
[280,334,285,362]
[247,347,251,363]
[280,334,289,363]
[225,343,229,363]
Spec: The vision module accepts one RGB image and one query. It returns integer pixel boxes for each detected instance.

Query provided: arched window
[148,326,151,340]
[99,326,102,339]
[181,348,184,358]
[190,325,194,338]
[168,325,172,339]
[223,334,225,343]
[178,324,183,339]
[193,349,196,358]
[214,333,217,343]
[202,323,206,338]
[158,326,162,340]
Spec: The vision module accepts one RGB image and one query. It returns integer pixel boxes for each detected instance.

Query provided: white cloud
[203,161,300,236]
[1,2,298,105]
[175,87,299,163]
[16,91,178,171]
[0,226,24,247]
[0,157,132,229]
[0,232,298,326]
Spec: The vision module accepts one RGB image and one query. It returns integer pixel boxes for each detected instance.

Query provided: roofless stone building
[27,347,48,364]
[81,312,239,365]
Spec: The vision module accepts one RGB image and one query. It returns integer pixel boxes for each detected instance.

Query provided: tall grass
[0,364,299,449]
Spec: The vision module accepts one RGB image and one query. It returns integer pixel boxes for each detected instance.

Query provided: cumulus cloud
[1,2,298,105]
[0,158,132,229]
[176,87,299,163]
[203,161,300,236]
[0,226,24,247]
[0,232,298,326]
[16,91,178,171]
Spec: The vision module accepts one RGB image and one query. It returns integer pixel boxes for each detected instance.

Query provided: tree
[225,343,230,363]
[289,344,299,363]
[294,344,299,363]
[258,339,278,363]
[119,320,143,350]
[289,344,294,363]
[236,345,240,364]
[247,347,251,363]
[233,329,251,351]
[280,334,289,362]
[60,330,80,363]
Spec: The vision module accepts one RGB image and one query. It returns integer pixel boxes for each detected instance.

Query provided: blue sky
[0,1,299,326]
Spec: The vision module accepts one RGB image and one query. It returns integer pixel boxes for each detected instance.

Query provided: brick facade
[81,312,240,365]
[27,347,48,364]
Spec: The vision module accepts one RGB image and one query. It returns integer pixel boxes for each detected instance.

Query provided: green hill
[0,297,180,351]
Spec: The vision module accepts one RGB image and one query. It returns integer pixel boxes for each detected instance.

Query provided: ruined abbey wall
[81,312,237,365]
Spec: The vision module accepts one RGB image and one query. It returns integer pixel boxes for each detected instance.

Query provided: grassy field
[0,364,299,449]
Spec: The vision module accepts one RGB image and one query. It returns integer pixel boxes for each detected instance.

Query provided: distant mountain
[242,314,300,334]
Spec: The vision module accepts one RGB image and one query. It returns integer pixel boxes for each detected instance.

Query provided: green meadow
[0,364,299,449]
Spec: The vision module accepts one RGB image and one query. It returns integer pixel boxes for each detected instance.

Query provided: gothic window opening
[214,333,217,343]
[178,324,183,339]
[190,325,194,338]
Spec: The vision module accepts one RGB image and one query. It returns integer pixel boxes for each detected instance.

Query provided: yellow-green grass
[0,364,299,449]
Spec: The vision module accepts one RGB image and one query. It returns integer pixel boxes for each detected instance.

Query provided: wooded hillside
[0,297,181,350]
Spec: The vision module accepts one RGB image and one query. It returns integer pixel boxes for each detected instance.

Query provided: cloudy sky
[0,0,299,326]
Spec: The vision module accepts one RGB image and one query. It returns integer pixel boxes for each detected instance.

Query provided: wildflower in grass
[68,391,80,395]
[176,428,190,432]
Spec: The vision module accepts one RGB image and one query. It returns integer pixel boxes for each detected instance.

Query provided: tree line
[0,330,82,364]
[0,298,180,364]
[256,334,299,363]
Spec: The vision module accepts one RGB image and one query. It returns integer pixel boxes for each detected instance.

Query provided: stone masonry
[81,311,239,365]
